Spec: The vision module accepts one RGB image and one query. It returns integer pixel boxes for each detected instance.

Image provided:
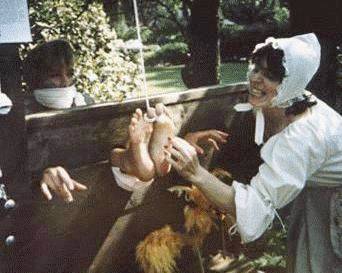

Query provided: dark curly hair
[250,43,286,83]
[285,94,317,116]
[23,40,74,92]
[250,43,317,116]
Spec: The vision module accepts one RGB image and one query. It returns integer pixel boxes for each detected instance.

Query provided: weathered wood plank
[26,83,247,177]
[0,44,28,194]
[11,84,251,273]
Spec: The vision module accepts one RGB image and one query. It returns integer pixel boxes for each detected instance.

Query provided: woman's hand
[184,130,228,155]
[166,137,236,214]
[40,166,87,202]
[165,137,205,183]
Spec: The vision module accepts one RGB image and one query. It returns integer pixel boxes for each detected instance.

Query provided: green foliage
[221,0,289,26]
[25,0,142,102]
[252,228,287,270]
[274,6,290,26]
[118,26,154,44]
[112,0,187,46]
[221,24,245,39]
[220,0,290,60]
[145,42,189,66]
[241,225,287,272]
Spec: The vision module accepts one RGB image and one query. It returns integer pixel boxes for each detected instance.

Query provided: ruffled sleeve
[232,181,275,242]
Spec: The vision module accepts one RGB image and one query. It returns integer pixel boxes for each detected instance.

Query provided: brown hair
[23,40,74,91]
[250,43,317,115]
[250,43,286,83]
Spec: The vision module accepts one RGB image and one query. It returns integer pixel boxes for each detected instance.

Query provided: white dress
[233,98,342,273]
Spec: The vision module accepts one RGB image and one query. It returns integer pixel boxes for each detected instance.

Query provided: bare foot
[149,103,175,176]
[111,108,155,181]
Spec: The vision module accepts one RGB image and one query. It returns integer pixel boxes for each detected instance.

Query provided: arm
[191,167,236,216]
[169,125,324,243]
[166,137,235,215]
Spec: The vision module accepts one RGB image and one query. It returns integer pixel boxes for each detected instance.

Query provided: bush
[24,0,143,102]
[145,42,189,66]
[220,21,290,62]
[117,25,154,45]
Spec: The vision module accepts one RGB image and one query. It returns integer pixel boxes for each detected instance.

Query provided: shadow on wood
[6,84,250,273]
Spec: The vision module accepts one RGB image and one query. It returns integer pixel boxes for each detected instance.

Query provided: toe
[128,124,135,134]
[164,107,173,119]
[155,103,165,116]
[131,117,138,125]
[146,107,156,119]
[135,108,143,119]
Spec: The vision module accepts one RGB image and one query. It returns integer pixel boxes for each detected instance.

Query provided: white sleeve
[111,167,153,192]
[232,181,275,243]
[233,125,325,243]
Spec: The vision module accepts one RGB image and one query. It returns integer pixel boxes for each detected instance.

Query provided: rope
[132,0,155,123]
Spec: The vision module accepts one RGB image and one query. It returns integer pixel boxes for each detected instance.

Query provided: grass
[145,62,248,95]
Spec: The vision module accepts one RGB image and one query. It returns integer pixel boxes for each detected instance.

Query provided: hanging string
[132,0,153,115]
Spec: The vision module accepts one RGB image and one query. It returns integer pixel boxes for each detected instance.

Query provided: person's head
[247,34,321,115]
[23,40,74,92]
[247,44,285,108]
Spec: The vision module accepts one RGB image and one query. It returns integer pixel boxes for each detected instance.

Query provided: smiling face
[247,57,281,108]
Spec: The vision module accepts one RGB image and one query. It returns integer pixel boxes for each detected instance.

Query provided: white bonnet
[235,33,321,145]
[255,33,321,107]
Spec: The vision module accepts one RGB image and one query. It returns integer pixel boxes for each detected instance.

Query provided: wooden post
[0,44,28,272]
[0,44,27,198]
[182,0,221,88]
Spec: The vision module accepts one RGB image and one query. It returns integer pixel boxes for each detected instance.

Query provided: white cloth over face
[111,167,153,192]
[234,33,321,145]
[0,93,13,115]
[33,85,86,109]
[233,98,342,243]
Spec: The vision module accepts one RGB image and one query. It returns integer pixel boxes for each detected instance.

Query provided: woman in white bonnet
[166,33,342,273]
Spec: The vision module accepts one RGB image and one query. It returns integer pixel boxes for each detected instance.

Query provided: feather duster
[136,225,185,273]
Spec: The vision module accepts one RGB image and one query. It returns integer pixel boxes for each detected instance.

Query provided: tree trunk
[102,0,118,25]
[0,45,29,272]
[289,0,342,111]
[182,0,220,88]
[103,0,130,29]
